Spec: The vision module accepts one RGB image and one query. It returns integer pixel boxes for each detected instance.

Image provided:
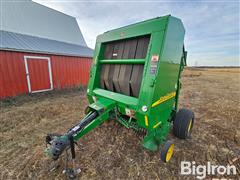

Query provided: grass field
[0,68,239,179]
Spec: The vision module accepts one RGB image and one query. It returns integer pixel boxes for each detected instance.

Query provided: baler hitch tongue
[45,134,70,160]
[44,110,99,178]
[45,110,98,160]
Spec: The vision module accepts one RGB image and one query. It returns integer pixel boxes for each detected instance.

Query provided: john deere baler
[45,15,195,178]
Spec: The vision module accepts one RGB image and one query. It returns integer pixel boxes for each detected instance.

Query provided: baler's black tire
[160,140,174,163]
[173,108,194,139]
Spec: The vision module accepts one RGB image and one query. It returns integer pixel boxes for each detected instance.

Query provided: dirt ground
[0,68,239,179]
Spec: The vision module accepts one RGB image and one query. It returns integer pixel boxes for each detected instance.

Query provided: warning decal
[150,55,159,74]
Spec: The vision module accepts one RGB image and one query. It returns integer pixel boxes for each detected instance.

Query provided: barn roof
[1,0,87,46]
[0,30,93,57]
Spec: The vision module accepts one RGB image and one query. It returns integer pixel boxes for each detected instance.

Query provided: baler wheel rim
[161,140,174,163]
[166,144,174,162]
[187,119,193,133]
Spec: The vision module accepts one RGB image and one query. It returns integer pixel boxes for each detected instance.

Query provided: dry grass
[0,68,239,179]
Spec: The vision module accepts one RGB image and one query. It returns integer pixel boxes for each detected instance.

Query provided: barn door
[24,56,53,93]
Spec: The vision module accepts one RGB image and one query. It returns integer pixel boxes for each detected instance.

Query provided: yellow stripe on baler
[152,92,176,108]
[153,121,161,129]
[144,115,149,127]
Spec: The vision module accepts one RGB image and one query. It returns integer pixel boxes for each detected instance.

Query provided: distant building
[0,0,93,99]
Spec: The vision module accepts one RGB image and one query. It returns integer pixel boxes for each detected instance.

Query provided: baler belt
[112,64,121,92]
[118,64,133,96]
[100,64,144,97]
[130,65,144,97]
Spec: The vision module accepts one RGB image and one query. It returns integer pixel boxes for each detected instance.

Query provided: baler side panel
[150,17,185,128]
[87,42,104,103]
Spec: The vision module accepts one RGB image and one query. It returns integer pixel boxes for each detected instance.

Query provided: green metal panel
[93,88,138,108]
[97,16,169,43]
[100,59,145,64]
[140,17,185,130]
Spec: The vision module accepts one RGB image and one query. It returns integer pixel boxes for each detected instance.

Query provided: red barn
[0,0,93,99]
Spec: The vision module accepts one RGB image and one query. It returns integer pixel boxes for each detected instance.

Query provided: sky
[33,0,239,66]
